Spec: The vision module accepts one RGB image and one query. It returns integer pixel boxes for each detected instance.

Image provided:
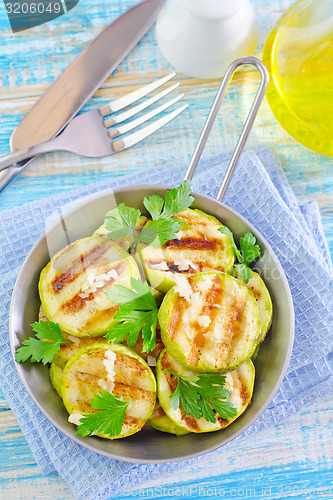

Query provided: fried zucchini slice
[54,336,109,368]
[243,271,273,341]
[62,344,156,439]
[49,360,63,398]
[137,209,234,293]
[39,305,110,366]
[38,305,50,323]
[158,271,261,373]
[39,236,140,337]
[93,215,148,251]
[157,349,255,433]
[149,401,189,435]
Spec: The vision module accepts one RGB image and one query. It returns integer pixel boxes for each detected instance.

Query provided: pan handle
[183,56,269,202]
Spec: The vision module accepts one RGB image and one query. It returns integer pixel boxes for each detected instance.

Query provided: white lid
[185,0,243,19]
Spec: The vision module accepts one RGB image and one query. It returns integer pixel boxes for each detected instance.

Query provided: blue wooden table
[0,0,332,498]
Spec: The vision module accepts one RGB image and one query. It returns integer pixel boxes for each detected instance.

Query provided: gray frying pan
[10,57,294,463]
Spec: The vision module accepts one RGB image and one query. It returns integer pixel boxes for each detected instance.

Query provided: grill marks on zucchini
[162,236,220,252]
[59,261,126,314]
[39,236,140,337]
[52,241,112,292]
[187,275,225,366]
[159,272,261,373]
[167,300,183,342]
[216,295,247,368]
[63,344,156,439]
[138,209,234,293]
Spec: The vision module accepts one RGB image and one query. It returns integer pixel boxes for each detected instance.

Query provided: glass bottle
[262,0,333,157]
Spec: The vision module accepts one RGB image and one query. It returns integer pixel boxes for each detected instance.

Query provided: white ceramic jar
[156,0,258,79]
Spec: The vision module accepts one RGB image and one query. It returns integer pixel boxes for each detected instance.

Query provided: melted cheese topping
[150,261,169,271]
[68,413,84,426]
[147,356,157,367]
[102,349,117,392]
[67,335,81,344]
[80,269,119,295]
[197,315,211,327]
[173,274,193,302]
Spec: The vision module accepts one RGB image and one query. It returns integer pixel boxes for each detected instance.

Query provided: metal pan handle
[183,56,269,202]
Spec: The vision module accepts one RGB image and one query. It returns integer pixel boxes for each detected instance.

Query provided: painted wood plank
[0,0,286,95]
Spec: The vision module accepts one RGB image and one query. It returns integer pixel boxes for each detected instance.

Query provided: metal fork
[0,74,187,172]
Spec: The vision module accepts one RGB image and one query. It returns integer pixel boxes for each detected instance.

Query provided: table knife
[0,0,165,191]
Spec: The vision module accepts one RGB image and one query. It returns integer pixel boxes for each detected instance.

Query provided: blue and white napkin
[0,145,332,499]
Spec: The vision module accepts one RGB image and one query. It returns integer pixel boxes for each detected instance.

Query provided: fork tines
[99,74,188,151]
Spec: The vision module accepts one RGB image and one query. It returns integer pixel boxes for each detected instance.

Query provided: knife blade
[0,0,165,191]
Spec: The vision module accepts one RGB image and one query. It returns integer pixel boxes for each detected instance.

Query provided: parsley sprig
[218,227,261,283]
[166,370,237,423]
[104,181,194,252]
[76,391,130,437]
[15,321,70,365]
[105,278,158,352]
[143,180,194,221]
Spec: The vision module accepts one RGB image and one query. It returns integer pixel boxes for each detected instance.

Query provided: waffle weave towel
[0,145,332,499]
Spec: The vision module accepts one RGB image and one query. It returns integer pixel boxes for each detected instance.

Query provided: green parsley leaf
[142,194,164,220]
[104,182,194,252]
[161,180,194,218]
[15,321,70,365]
[143,181,194,221]
[139,218,181,248]
[234,264,253,284]
[166,369,238,423]
[140,182,194,246]
[104,204,141,251]
[239,232,261,266]
[217,226,241,261]
[76,391,130,437]
[105,278,158,352]
[218,227,261,284]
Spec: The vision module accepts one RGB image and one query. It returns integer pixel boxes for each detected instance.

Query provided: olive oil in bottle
[262,0,333,157]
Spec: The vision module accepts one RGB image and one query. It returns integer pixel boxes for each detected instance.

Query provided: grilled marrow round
[149,400,189,435]
[62,344,156,439]
[39,305,108,367]
[157,349,255,433]
[54,336,109,368]
[242,271,273,342]
[39,236,140,337]
[158,271,261,373]
[137,209,234,293]
[49,360,64,398]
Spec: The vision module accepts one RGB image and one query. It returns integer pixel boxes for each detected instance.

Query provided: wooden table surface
[0,0,332,499]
